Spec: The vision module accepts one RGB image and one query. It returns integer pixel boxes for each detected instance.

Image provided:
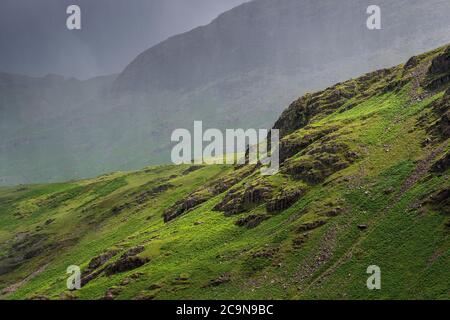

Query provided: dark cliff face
[114,0,450,94]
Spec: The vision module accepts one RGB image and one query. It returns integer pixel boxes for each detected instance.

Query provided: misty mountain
[116,0,450,98]
[2,0,450,185]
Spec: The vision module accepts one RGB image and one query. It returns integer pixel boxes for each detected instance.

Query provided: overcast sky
[0,0,248,79]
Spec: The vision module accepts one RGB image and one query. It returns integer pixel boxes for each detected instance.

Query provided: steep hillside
[0,45,448,300]
[2,0,450,186]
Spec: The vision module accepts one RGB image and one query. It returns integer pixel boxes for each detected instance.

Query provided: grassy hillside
[0,45,448,300]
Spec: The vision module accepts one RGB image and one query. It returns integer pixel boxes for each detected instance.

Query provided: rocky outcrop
[213,182,273,216]
[404,56,420,70]
[278,126,339,163]
[163,191,212,222]
[266,188,305,213]
[87,250,119,271]
[424,188,450,215]
[120,246,145,259]
[428,92,450,141]
[283,142,358,184]
[164,165,257,222]
[274,68,397,138]
[81,250,120,286]
[297,220,326,233]
[429,46,450,74]
[82,247,146,285]
[284,157,349,185]
[105,256,149,275]
[427,46,450,89]
[431,152,450,173]
[235,214,269,229]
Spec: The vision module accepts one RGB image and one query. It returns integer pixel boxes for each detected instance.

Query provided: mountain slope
[0,73,117,185]
[0,44,449,300]
[2,0,450,186]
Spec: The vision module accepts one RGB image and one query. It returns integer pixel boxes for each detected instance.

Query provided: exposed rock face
[429,46,450,74]
[235,214,269,229]
[427,92,450,141]
[105,256,149,275]
[297,220,326,233]
[81,247,147,284]
[164,165,256,222]
[81,250,119,286]
[120,246,145,259]
[278,127,339,163]
[427,46,450,89]
[273,68,396,138]
[87,250,119,271]
[163,192,212,223]
[436,110,450,140]
[283,141,358,184]
[431,153,450,173]
[424,188,450,215]
[404,56,420,70]
[213,182,273,216]
[266,188,305,213]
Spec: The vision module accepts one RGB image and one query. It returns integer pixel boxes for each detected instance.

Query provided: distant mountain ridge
[115,0,450,93]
